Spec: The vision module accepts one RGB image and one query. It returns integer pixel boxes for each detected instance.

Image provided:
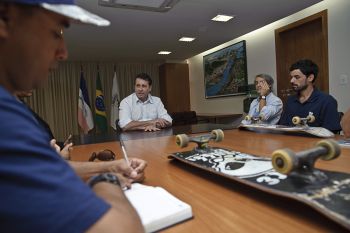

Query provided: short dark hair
[289,59,319,83]
[135,73,152,86]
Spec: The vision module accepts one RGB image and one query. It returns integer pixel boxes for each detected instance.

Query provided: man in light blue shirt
[242,74,283,125]
[119,73,172,131]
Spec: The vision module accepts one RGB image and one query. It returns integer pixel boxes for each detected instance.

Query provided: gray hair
[255,73,274,91]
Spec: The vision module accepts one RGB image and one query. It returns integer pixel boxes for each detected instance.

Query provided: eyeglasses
[89,149,116,162]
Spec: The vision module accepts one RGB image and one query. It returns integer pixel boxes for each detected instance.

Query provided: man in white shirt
[119,73,172,131]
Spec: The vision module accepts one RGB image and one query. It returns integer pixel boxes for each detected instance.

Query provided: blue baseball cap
[6,0,110,26]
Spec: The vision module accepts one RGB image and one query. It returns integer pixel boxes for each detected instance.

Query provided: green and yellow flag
[95,71,108,133]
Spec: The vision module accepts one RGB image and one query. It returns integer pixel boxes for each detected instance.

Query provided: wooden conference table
[71,128,350,233]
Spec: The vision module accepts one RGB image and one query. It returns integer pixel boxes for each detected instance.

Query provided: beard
[292,81,308,93]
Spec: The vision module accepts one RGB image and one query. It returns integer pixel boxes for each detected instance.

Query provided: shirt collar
[294,88,319,103]
[135,94,153,104]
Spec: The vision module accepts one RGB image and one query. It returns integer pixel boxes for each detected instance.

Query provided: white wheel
[245,115,251,121]
[272,148,296,174]
[211,129,224,142]
[175,134,189,148]
[316,139,341,160]
[292,116,301,125]
[307,115,316,123]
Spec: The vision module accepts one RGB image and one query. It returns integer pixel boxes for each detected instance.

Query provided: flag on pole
[95,70,108,133]
[110,71,120,129]
[78,71,94,134]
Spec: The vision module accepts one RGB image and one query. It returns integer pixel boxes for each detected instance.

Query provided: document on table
[124,183,193,233]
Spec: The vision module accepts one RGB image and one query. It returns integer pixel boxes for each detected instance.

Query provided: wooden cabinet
[159,63,190,113]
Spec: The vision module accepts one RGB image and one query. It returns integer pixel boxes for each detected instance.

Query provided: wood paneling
[159,63,190,113]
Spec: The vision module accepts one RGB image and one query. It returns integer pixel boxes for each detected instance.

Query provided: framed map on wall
[203,40,248,98]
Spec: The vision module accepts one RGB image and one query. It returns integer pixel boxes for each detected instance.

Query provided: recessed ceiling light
[158,51,172,55]
[179,37,196,42]
[211,14,235,22]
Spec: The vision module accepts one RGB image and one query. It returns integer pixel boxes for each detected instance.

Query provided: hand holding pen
[120,139,147,182]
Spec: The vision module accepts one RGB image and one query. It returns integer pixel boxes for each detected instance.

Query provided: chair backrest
[171,111,198,126]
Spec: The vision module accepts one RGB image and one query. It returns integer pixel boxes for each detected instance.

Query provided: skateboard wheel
[175,134,189,148]
[272,148,296,174]
[315,139,341,160]
[307,115,316,123]
[245,115,251,121]
[211,129,224,142]
[292,116,301,125]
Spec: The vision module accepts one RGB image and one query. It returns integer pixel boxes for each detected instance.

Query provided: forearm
[122,120,155,131]
[88,182,144,233]
[68,161,111,180]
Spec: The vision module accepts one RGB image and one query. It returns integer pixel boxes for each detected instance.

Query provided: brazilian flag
[95,71,108,133]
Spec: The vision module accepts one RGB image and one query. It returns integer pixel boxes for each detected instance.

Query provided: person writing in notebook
[279,59,341,133]
[119,73,172,131]
[242,74,283,124]
[0,1,144,232]
[15,90,147,182]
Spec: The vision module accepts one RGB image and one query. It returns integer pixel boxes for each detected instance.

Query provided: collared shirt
[242,92,283,125]
[279,89,341,132]
[118,93,172,128]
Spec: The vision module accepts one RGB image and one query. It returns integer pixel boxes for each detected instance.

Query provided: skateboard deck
[169,131,350,230]
[239,123,334,138]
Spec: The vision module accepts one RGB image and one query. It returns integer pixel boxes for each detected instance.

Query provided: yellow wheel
[211,129,224,142]
[175,134,189,148]
[272,149,296,174]
[292,116,301,125]
[245,115,251,121]
[307,115,316,123]
[316,139,341,160]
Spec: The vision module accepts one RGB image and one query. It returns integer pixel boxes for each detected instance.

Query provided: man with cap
[0,1,144,232]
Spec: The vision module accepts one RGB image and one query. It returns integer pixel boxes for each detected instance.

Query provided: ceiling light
[158,51,172,55]
[211,14,235,22]
[179,37,196,42]
[98,0,180,12]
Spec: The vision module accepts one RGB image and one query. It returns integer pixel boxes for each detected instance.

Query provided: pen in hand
[120,139,130,165]
[63,134,72,146]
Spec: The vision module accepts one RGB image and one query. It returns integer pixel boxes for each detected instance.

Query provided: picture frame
[203,40,248,98]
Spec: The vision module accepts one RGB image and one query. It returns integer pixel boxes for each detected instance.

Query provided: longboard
[168,130,350,230]
[240,112,334,138]
[239,123,335,138]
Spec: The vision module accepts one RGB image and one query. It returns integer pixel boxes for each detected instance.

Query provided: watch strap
[87,173,120,188]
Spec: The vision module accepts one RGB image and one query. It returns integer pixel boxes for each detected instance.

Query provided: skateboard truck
[245,115,263,124]
[292,112,315,127]
[271,139,341,183]
[176,129,224,151]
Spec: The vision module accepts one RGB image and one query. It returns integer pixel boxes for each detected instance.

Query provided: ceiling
[65,0,323,62]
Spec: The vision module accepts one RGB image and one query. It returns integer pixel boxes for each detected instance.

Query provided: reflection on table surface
[72,123,237,145]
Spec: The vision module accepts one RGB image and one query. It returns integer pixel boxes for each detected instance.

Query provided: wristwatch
[87,173,120,188]
[261,95,266,100]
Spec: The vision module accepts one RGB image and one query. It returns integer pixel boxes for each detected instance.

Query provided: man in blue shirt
[242,74,283,125]
[279,59,341,132]
[0,1,145,232]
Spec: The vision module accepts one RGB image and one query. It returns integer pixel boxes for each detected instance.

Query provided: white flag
[78,72,94,134]
[110,71,120,129]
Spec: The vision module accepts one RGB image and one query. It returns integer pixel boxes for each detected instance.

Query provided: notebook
[124,183,193,233]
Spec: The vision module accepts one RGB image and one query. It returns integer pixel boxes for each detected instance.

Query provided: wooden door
[159,63,190,113]
[275,10,328,103]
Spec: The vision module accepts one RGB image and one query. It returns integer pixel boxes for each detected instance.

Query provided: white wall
[188,0,350,114]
